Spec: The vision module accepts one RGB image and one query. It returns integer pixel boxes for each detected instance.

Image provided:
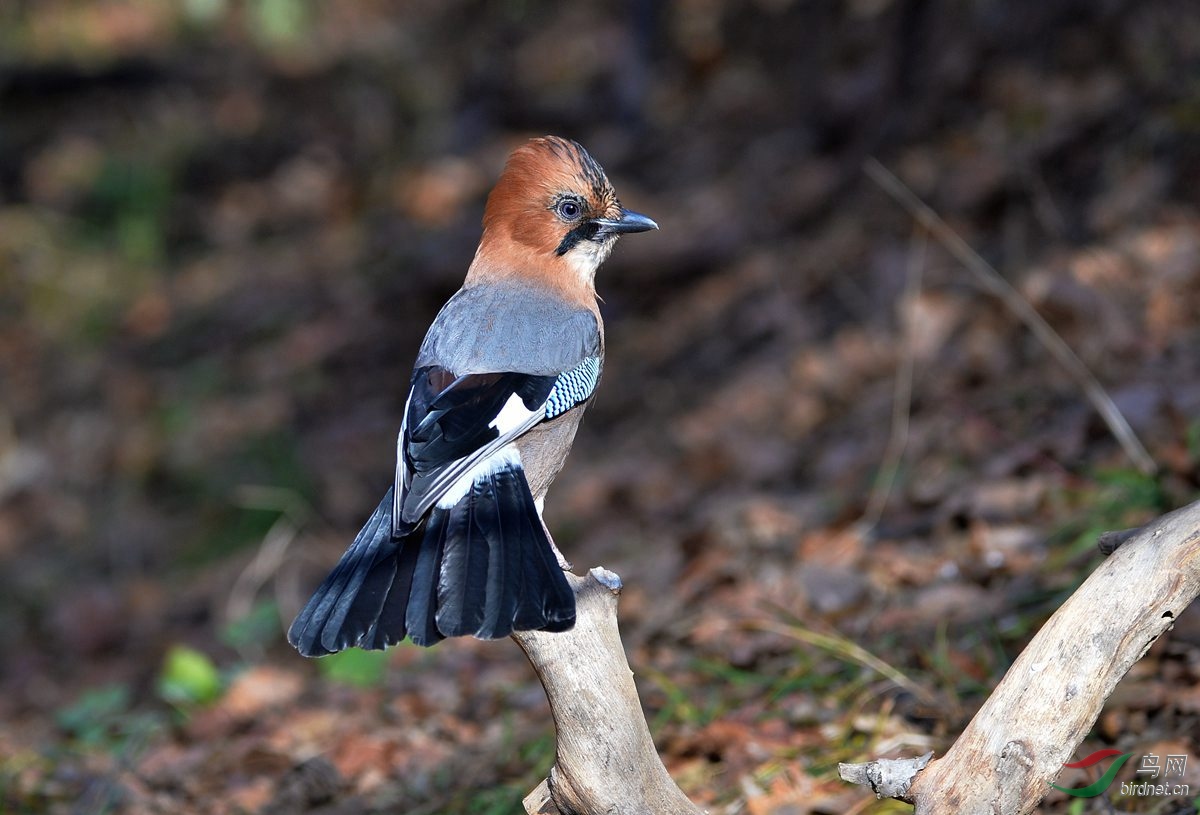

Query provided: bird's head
[472,136,657,294]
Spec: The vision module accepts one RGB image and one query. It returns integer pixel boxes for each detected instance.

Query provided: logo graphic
[1051,749,1134,798]
[1052,750,1192,799]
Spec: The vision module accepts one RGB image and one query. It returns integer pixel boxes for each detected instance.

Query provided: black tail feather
[288,464,576,656]
[361,531,420,651]
[435,479,490,637]
[288,488,399,657]
[404,508,447,646]
[436,465,575,639]
[512,472,575,633]
[478,475,524,637]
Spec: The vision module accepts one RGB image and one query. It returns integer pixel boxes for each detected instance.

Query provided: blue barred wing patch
[544,356,601,419]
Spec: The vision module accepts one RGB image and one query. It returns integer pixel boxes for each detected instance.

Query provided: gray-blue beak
[593,208,658,235]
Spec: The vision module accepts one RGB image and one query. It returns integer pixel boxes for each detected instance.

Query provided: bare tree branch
[840,499,1200,813]
[513,568,705,815]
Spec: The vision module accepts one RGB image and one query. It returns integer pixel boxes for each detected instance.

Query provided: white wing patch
[491,392,542,435]
[544,356,600,419]
[395,358,601,524]
[436,446,522,509]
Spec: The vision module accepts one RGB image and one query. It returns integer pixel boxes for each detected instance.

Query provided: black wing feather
[399,367,557,521]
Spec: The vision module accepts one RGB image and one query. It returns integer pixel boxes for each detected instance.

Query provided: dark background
[1,1,1198,813]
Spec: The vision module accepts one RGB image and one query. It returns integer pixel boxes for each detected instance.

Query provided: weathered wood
[513,567,704,815]
[1097,525,1142,555]
[840,499,1200,814]
[839,753,932,800]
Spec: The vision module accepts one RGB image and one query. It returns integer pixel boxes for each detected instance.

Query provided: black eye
[556,199,582,220]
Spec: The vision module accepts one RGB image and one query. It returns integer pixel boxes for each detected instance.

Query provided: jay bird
[289,136,657,654]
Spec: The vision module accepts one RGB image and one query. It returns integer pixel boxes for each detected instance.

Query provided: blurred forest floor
[2,2,1200,814]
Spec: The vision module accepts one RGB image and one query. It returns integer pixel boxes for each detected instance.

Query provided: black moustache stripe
[554,221,601,256]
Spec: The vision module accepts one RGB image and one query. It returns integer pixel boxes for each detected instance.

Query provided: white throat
[564,237,616,284]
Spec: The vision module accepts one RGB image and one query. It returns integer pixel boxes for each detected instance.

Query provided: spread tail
[288,469,575,656]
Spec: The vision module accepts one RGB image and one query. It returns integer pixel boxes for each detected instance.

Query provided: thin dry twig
[863,158,1157,476]
[1020,163,1070,240]
[749,619,937,705]
[224,485,311,654]
[857,224,927,536]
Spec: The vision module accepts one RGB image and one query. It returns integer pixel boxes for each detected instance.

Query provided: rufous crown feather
[468,136,656,301]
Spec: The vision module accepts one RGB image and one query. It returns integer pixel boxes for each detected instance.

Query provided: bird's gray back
[416,282,601,375]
